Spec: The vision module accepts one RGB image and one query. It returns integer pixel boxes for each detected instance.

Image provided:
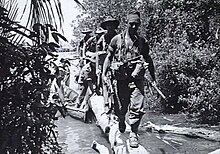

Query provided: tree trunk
[144,121,220,142]
[89,94,150,154]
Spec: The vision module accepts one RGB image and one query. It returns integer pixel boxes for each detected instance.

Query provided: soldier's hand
[143,62,149,70]
[102,75,108,84]
[96,69,101,76]
[151,80,157,87]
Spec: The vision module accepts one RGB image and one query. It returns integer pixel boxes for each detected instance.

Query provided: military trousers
[76,80,94,107]
[114,78,145,133]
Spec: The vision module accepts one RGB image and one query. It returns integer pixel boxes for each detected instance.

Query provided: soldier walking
[102,11,156,148]
[96,17,119,106]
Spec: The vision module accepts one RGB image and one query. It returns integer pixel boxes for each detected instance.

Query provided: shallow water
[55,112,220,154]
[55,116,110,154]
[140,112,220,154]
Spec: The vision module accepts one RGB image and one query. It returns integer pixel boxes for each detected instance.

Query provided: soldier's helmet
[100,17,119,30]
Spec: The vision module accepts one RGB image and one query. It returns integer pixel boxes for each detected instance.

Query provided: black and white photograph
[0,0,220,153]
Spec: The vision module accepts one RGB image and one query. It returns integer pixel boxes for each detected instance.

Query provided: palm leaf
[21,0,85,29]
[24,0,63,30]
[74,0,86,11]
[7,0,18,21]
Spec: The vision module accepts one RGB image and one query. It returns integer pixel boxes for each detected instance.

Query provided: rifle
[145,76,168,102]
[121,55,143,66]
[126,56,168,102]
[102,73,117,114]
[124,56,168,102]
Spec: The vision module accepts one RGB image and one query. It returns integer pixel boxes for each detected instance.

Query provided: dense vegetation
[1,0,220,153]
[0,0,76,153]
[73,0,220,124]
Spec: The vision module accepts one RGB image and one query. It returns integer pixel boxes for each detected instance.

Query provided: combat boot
[129,132,139,148]
[118,117,126,133]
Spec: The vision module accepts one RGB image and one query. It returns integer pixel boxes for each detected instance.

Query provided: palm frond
[6,0,18,21]
[74,0,86,11]
[23,0,64,30]
[22,0,85,30]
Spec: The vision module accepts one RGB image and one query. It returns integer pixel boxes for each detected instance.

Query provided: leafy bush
[0,5,62,153]
[144,0,220,124]
[74,0,220,124]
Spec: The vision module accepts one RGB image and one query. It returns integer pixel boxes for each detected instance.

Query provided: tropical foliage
[73,0,220,124]
[0,0,81,153]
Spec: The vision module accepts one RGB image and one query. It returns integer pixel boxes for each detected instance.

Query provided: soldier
[77,28,93,69]
[97,17,119,66]
[78,28,93,57]
[96,17,119,106]
[59,58,71,86]
[85,27,107,57]
[102,11,156,148]
[75,55,97,109]
[84,27,107,94]
[76,28,107,106]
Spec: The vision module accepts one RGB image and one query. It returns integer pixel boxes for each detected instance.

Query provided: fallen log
[143,121,220,142]
[89,94,150,154]
[91,140,110,154]
[89,95,110,133]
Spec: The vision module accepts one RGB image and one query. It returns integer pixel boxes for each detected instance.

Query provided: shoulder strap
[118,31,126,60]
[102,35,106,50]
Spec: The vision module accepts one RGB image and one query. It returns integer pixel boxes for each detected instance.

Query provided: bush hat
[100,17,119,30]
[95,27,107,34]
[127,11,141,24]
[82,28,92,34]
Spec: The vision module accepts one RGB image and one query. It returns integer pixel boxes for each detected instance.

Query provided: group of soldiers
[74,10,156,148]
[75,16,119,109]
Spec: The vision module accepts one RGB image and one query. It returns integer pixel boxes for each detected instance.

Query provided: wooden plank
[89,95,111,133]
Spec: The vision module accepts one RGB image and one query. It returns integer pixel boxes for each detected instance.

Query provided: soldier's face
[128,22,140,34]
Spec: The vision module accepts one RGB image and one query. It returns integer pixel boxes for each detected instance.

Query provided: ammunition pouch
[98,51,107,66]
[111,62,128,80]
[111,61,145,80]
